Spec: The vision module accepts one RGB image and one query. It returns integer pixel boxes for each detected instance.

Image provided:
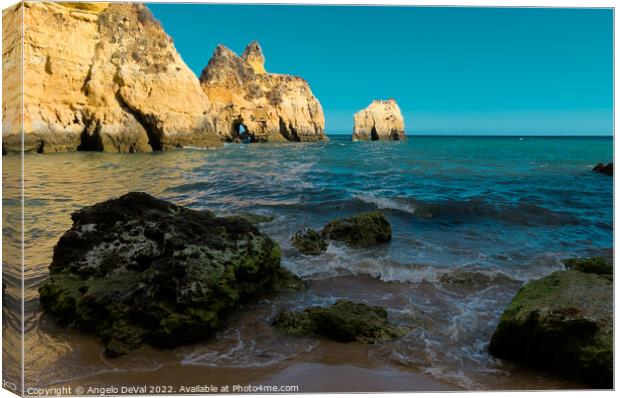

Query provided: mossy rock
[226,213,274,225]
[563,256,612,276]
[489,270,612,388]
[291,228,328,255]
[273,300,406,343]
[321,211,391,247]
[38,192,293,357]
[272,267,306,292]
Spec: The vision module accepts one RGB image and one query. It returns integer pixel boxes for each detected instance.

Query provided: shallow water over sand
[3,135,612,391]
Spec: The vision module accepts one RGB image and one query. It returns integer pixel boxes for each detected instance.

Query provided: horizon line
[325,133,614,137]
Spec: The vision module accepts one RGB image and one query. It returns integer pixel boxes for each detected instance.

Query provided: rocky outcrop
[321,211,392,247]
[199,41,327,143]
[593,162,613,176]
[38,192,301,357]
[2,2,220,153]
[489,269,612,388]
[273,300,406,343]
[292,228,328,255]
[352,99,406,141]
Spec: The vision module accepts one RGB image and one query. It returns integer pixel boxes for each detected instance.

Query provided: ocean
[2,135,613,390]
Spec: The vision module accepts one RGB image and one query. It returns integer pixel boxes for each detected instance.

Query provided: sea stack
[2,2,220,153]
[352,99,406,141]
[199,41,327,142]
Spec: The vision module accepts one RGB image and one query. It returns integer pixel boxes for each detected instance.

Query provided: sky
[148,4,613,135]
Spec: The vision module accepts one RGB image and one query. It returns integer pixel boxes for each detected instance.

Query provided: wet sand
[62,340,453,393]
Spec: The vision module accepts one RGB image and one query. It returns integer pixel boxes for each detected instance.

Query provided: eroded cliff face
[200,41,326,142]
[2,2,220,153]
[352,99,406,141]
[2,3,23,152]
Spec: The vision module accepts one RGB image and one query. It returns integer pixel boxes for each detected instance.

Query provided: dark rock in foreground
[593,162,613,176]
[489,269,612,388]
[273,300,405,343]
[563,256,612,276]
[292,228,328,255]
[39,192,300,357]
[321,211,391,247]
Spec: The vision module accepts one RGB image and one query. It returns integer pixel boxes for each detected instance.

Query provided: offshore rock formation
[352,99,406,141]
[38,192,301,357]
[593,162,613,176]
[2,2,220,153]
[321,211,392,247]
[489,265,612,388]
[199,41,327,142]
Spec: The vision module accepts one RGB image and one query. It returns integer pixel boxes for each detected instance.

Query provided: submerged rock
[352,99,406,141]
[273,300,405,343]
[592,162,613,176]
[39,192,300,357]
[3,2,220,153]
[291,228,328,255]
[439,268,517,292]
[489,270,612,388]
[563,256,612,276]
[199,41,326,143]
[321,211,392,247]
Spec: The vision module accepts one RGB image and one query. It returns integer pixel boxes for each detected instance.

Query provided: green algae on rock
[488,270,612,388]
[321,211,391,247]
[38,192,299,357]
[225,213,275,225]
[273,300,406,343]
[562,256,612,276]
[291,228,328,255]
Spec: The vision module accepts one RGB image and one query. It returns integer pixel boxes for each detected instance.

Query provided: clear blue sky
[148,4,613,135]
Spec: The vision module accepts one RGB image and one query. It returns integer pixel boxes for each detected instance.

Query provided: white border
[0,1,616,398]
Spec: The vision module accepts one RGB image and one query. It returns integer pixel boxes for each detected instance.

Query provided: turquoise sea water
[2,135,613,390]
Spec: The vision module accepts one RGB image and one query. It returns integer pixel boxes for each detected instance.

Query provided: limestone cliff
[2,2,23,152]
[2,2,220,153]
[199,41,326,142]
[352,99,406,141]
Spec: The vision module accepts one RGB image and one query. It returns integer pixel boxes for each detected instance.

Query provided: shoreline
[26,274,590,392]
[57,339,455,393]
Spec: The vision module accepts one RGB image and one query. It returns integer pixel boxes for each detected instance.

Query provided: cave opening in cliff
[232,120,252,143]
[370,126,379,141]
[77,121,104,152]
